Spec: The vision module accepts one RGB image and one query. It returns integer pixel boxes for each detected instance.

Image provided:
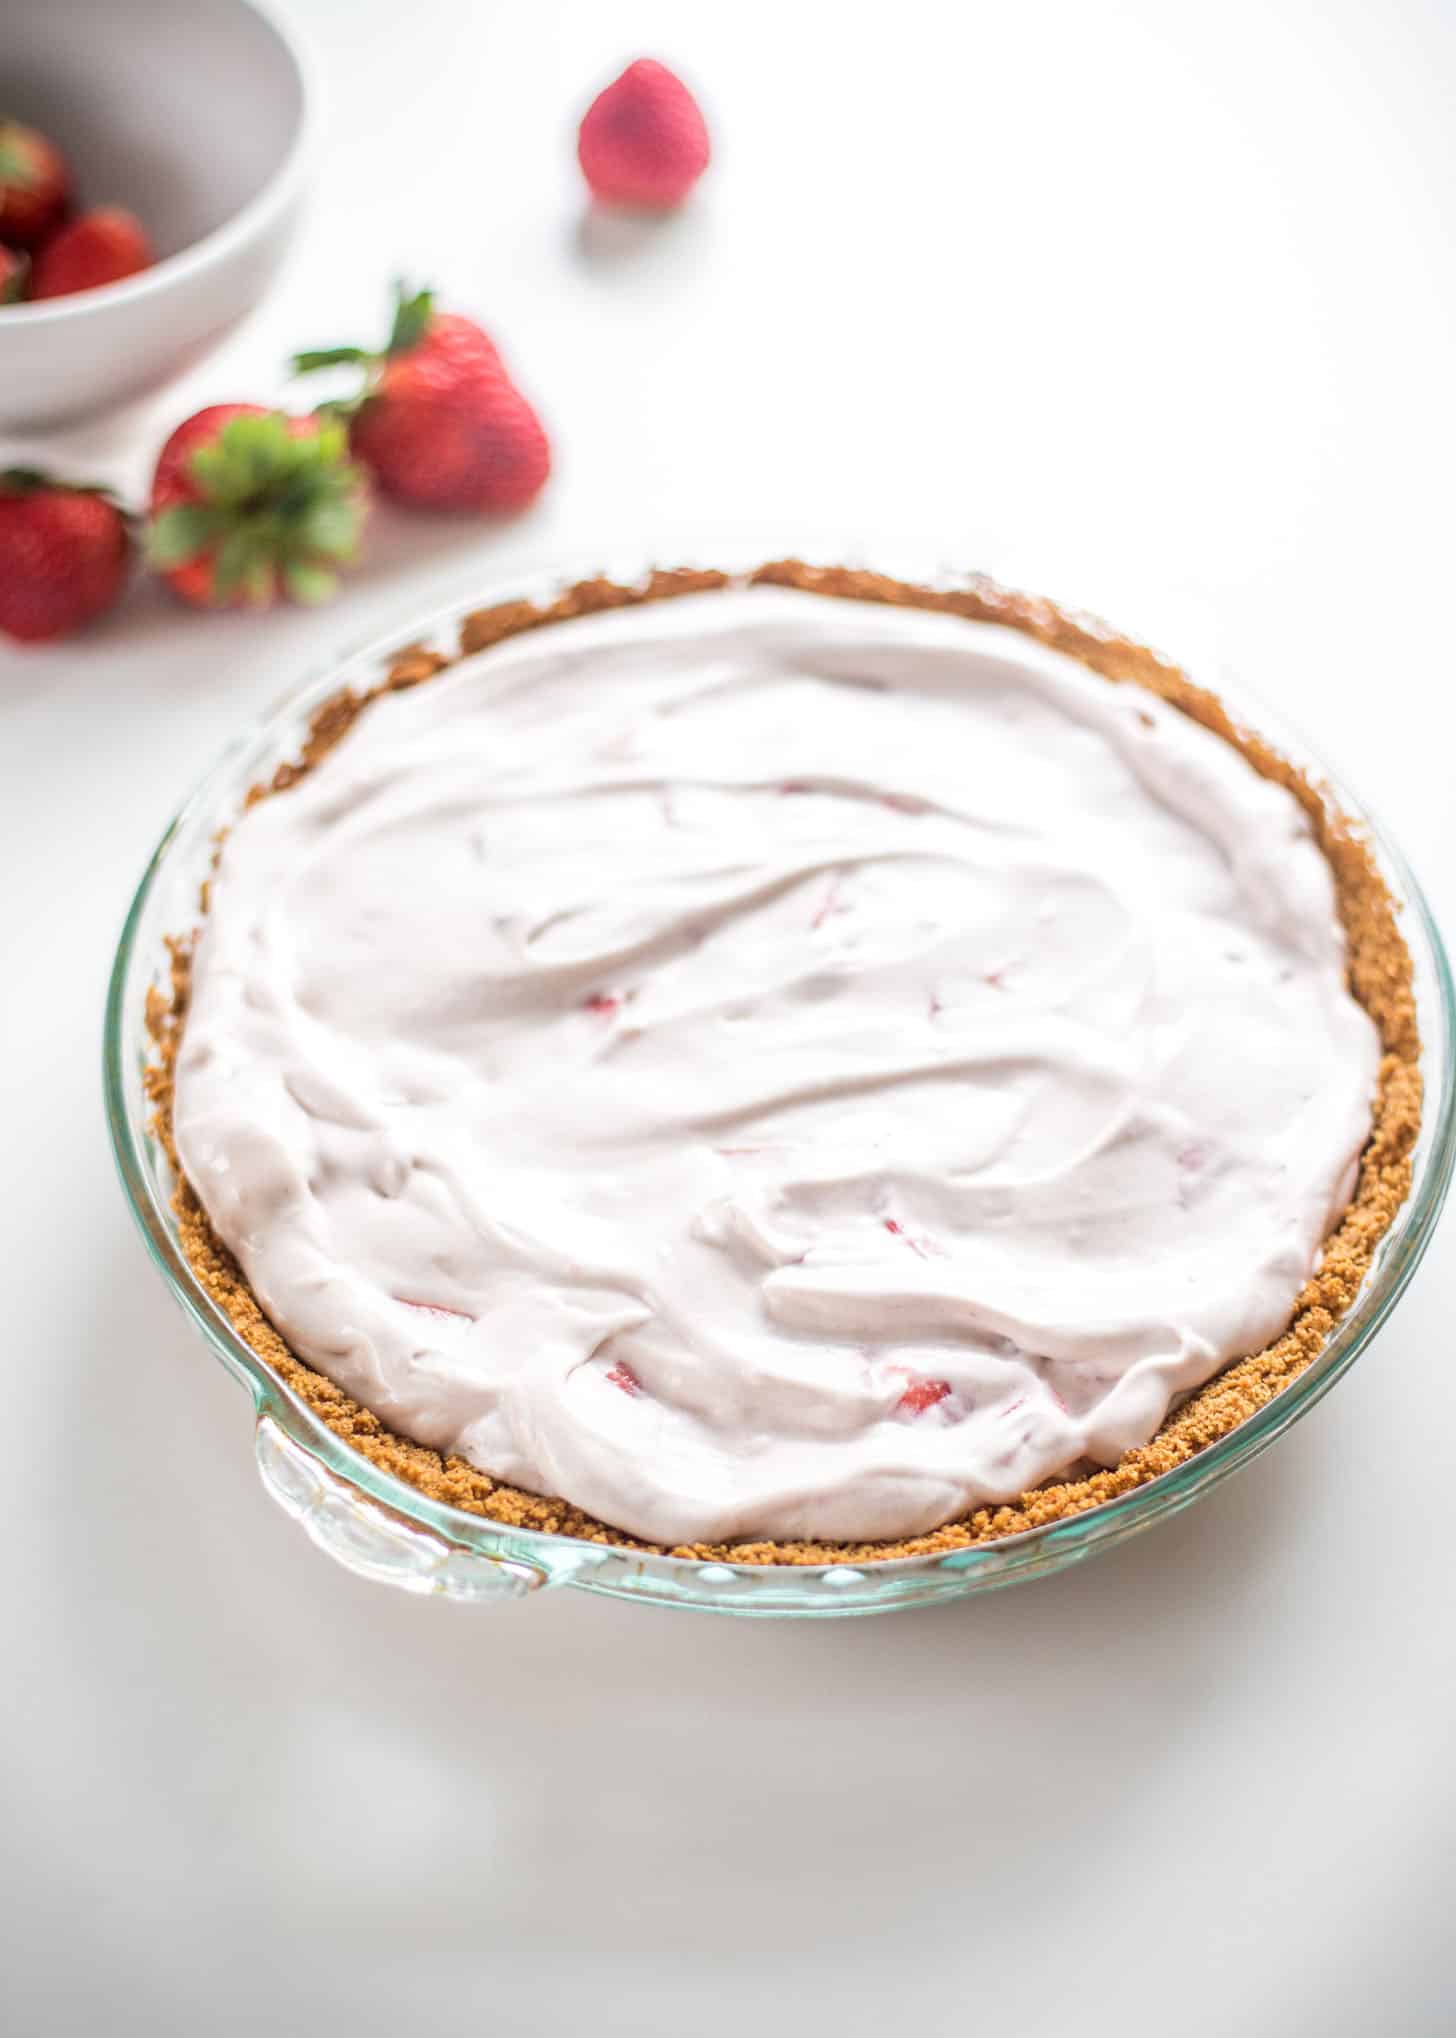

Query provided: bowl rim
[0,0,318,327]
[102,556,1456,1600]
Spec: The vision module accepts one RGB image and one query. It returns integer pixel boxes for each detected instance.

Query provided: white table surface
[5,2,1455,2031]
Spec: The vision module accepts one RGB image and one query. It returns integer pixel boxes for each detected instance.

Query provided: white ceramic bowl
[0,0,314,430]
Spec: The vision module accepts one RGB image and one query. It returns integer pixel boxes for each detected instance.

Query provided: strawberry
[0,243,27,304]
[577,59,710,209]
[146,404,369,609]
[31,207,153,301]
[0,120,71,250]
[0,469,130,644]
[292,283,551,514]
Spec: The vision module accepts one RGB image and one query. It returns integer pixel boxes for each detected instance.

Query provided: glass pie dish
[104,559,1456,1617]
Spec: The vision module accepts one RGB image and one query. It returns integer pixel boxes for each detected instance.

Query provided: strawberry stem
[289,280,438,389]
[291,345,376,374]
[385,280,434,355]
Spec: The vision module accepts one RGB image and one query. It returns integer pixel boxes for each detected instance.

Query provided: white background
[4,1,1455,2031]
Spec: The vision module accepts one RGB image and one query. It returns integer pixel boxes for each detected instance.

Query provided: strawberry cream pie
[154,565,1420,1559]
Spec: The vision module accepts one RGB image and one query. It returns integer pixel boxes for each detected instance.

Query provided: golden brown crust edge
[144,562,1422,1566]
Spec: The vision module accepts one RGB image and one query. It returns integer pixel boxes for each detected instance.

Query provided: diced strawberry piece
[884,1216,943,1260]
[395,1295,474,1323]
[606,1360,642,1396]
[811,874,845,930]
[898,1377,951,1415]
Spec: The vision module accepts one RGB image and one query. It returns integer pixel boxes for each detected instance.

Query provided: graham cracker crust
[144,562,1423,1566]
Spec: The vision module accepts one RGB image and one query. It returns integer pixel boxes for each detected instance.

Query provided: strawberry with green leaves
[146,405,370,609]
[0,469,131,644]
[293,284,551,514]
[0,119,71,250]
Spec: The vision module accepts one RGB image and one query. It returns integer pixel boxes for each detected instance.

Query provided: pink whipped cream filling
[174,588,1379,1543]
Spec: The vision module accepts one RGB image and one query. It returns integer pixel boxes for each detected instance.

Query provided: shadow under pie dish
[106,559,1456,1615]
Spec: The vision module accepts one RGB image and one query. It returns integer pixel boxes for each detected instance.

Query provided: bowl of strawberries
[0,0,313,430]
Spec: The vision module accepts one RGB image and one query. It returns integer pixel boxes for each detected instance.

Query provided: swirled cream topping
[175,587,1380,1545]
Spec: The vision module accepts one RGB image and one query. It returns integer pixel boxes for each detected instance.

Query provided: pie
[146,563,1420,1563]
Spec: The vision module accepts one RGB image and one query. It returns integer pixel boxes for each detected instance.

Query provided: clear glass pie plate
[104,559,1456,1617]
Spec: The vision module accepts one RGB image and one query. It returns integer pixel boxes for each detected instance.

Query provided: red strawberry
[0,243,28,304]
[31,207,153,301]
[0,469,130,644]
[292,284,550,514]
[577,60,710,209]
[146,404,369,609]
[0,120,71,250]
